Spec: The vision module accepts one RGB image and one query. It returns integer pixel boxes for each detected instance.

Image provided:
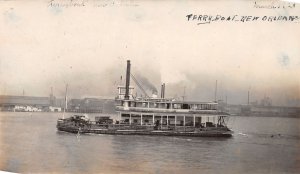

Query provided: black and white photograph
[0,0,299,173]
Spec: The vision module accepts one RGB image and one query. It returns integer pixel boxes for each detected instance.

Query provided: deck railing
[115,106,218,114]
[86,122,228,132]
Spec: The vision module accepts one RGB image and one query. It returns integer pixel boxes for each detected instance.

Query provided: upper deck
[115,98,229,116]
[115,60,229,116]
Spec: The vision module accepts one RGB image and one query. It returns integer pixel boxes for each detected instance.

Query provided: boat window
[182,104,190,109]
[213,105,217,110]
[204,104,208,110]
[167,103,170,109]
[199,104,203,110]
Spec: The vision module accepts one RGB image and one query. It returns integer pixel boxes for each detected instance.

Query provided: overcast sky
[0,0,299,106]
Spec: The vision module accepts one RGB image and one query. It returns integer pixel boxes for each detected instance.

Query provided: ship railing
[59,119,229,131]
[114,124,155,130]
[87,123,212,132]
[88,122,155,130]
[153,126,228,132]
[116,106,219,113]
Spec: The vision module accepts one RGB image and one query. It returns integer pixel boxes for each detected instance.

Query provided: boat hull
[57,125,233,137]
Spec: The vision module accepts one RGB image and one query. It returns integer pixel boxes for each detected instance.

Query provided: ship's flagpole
[62,84,68,119]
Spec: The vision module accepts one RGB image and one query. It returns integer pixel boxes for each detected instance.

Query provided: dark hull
[57,125,233,137]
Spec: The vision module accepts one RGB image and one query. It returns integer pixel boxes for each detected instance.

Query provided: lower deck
[56,112,232,137]
[117,112,228,129]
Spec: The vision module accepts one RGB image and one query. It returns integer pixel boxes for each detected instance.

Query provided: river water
[0,112,299,174]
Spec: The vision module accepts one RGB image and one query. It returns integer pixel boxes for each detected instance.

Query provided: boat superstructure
[57,60,233,137]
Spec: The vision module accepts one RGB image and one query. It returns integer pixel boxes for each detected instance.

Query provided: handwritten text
[186,14,300,25]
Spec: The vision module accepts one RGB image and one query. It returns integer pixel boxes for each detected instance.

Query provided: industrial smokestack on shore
[125,60,131,100]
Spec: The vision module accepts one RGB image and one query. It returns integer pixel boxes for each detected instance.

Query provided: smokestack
[214,80,218,102]
[162,83,165,98]
[161,84,164,98]
[125,60,131,100]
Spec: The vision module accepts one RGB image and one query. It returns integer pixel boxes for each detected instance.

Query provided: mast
[50,86,54,106]
[62,84,68,119]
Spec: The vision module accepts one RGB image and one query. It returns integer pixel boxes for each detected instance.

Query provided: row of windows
[120,101,217,110]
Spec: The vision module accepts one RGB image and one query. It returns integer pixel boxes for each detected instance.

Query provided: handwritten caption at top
[48,0,139,8]
[186,14,300,25]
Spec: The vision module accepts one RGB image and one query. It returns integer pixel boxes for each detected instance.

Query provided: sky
[0,0,299,106]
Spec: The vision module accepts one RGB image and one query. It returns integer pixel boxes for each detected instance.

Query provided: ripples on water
[0,112,299,173]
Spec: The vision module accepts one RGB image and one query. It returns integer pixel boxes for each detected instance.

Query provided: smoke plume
[134,74,158,94]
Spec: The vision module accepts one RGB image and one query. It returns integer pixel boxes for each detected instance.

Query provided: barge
[57,60,233,137]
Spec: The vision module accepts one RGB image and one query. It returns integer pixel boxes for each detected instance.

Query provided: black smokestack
[161,83,165,98]
[125,60,131,100]
[161,84,164,98]
[163,83,165,98]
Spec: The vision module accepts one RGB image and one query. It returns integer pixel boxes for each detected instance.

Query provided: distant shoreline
[230,114,300,119]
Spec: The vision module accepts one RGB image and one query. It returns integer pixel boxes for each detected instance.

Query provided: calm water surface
[0,112,299,174]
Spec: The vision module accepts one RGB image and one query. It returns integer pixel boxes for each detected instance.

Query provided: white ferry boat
[57,60,233,137]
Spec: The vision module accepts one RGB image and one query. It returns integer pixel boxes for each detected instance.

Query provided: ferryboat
[57,60,233,137]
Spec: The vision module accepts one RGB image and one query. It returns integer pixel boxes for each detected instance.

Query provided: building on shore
[49,106,62,112]
[0,95,115,113]
[225,104,300,117]
[0,95,50,112]
[67,98,115,114]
